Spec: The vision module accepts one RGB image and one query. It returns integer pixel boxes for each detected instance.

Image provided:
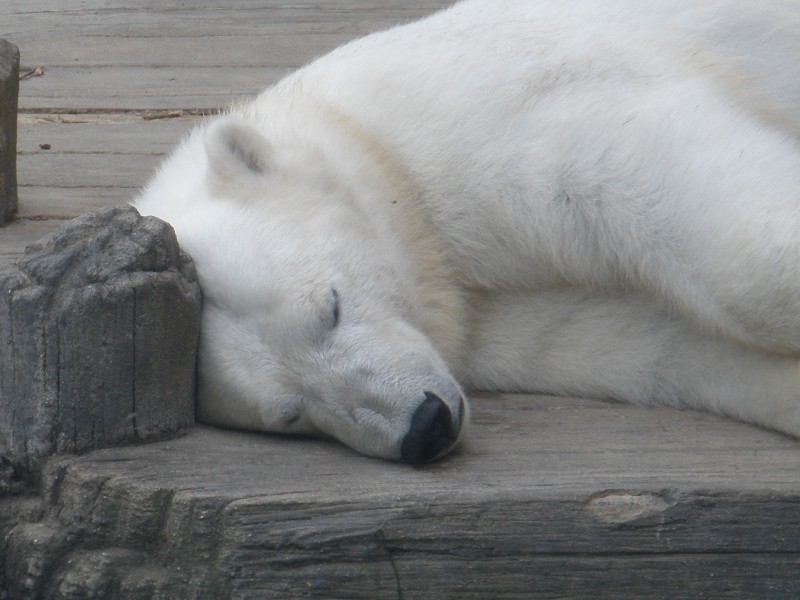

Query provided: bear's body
[135,0,800,462]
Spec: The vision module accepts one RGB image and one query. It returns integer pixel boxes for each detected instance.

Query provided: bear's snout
[400,391,463,464]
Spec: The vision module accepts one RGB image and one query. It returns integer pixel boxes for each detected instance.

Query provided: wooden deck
[2,1,453,261]
[3,1,800,598]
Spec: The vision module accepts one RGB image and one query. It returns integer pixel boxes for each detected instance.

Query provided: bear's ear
[204,117,273,191]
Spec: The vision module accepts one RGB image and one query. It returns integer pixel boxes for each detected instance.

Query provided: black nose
[400,391,461,464]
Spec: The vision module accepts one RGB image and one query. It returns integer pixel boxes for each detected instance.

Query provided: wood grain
[2,0,452,254]
[15,394,800,598]
[2,1,800,598]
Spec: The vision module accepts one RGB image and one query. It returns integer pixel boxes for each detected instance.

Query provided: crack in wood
[18,108,216,124]
[376,528,404,600]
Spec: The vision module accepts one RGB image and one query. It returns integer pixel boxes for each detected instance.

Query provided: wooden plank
[3,114,199,257]
[15,34,360,69]
[8,2,453,112]
[0,218,68,263]
[15,394,800,598]
[16,114,203,153]
[1,1,450,258]
[4,4,452,45]
[17,150,161,189]
[44,393,800,500]
[18,66,288,111]
[39,401,796,493]
[12,117,203,222]
[16,187,132,219]
[1,0,450,10]
[1,2,452,21]
[225,554,800,599]
[0,40,19,225]
[1,0,450,13]
[15,118,196,191]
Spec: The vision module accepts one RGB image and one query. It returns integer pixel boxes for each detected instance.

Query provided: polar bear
[135,0,800,463]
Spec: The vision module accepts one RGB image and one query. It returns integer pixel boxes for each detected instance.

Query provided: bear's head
[136,116,468,463]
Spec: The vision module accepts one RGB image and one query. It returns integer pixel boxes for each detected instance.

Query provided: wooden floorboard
[18,66,293,111]
[3,1,453,255]
[17,34,359,68]
[17,114,204,153]
[0,218,68,262]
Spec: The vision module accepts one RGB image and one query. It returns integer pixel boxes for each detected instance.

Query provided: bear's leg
[461,289,800,438]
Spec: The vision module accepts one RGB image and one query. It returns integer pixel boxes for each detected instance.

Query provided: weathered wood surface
[0,39,19,225]
[2,1,453,260]
[0,207,201,479]
[3,1,800,598]
[4,395,800,598]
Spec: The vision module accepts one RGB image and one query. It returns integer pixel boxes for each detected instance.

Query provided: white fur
[135,0,800,461]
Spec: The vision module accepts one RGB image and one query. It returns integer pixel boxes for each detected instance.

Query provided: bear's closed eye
[331,288,340,328]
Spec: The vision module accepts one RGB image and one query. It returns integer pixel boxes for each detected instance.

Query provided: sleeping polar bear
[135,0,800,463]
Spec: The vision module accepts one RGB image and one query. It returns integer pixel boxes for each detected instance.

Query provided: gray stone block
[0,39,19,225]
[0,206,201,480]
